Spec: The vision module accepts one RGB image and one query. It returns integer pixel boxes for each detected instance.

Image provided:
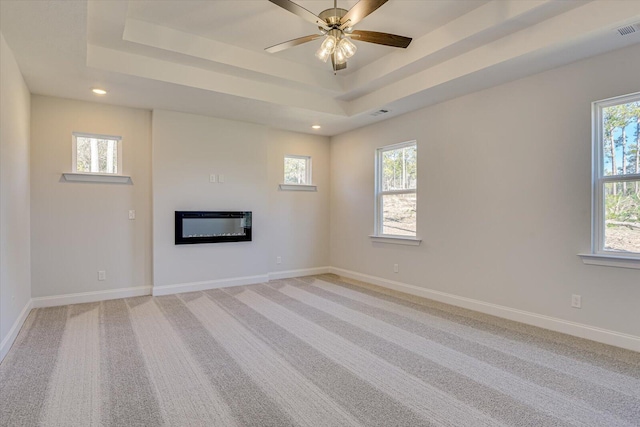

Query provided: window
[592,93,640,258]
[72,132,122,174]
[284,155,311,185]
[375,141,417,237]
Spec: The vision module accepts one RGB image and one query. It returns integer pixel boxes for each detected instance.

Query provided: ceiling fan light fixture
[266,0,412,72]
[315,34,337,62]
[315,45,332,62]
[338,37,357,58]
[321,34,337,53]
[334,44,347,64]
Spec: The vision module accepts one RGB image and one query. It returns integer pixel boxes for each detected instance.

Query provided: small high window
[284,155,311,185]
[72,132,122,174]
[375,141,417,237]
[592,93,640,257]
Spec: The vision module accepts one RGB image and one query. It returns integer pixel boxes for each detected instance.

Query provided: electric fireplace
[175,211,252,244]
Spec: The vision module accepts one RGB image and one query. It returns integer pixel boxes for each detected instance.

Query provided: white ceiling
[1,0,639,136]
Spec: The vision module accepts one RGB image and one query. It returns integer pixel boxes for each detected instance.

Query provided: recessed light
[92,88,107,95]
[311,125,321,130]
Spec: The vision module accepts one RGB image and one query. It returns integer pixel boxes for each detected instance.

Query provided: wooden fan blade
[331,55,347,71]
[349,30,412,48]
[265,34,323,53]
[268,0,330,30]
[339,0,388,28]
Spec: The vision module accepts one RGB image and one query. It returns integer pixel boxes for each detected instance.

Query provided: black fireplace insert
[175,211,252,244]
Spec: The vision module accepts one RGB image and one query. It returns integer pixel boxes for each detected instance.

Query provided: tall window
[284,155,311,185]
[72,132,122,174]
[375,141,417,237]
[592,93,640,256]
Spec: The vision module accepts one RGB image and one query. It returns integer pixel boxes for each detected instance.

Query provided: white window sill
[369,235,422,246]
[279,184,317,192]
[62,173,133,184]
[578,253,640,270]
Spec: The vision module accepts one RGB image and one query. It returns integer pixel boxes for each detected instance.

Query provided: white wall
[152,110,330,291]
[30,96,152,298]
[330,43,640,338]
[0,33,31,356]
[268,129,330,273]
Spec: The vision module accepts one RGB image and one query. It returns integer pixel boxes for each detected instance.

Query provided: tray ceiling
[1,0,639,135]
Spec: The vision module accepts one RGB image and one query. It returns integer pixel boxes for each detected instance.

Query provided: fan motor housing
[319,8,348,28]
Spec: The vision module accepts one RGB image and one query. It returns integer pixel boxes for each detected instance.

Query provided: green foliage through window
[376,142,417,237]
[75,136,119,174]
[284,155,311,185]
[600,98,640,253]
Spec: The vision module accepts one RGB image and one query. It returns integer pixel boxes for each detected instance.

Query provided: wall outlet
[393,263,399,273]
[276,256,282,264]
[571,294,582,308]
[98,270,106,281]
[209,174,216,183]
[128,210,136,220]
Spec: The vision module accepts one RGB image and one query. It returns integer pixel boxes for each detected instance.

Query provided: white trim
[279,184,317,192]
[284,154,312,186]
[72,132,123,174]
[32,286,151,308]
[375,140,417,237]
[62,173,133,184]
[72,131,122,141]
[369,235,422,246]
[268,266,331,280]
[329,267,640,352]
[591,92,640,257]
[152,274,269,296]
[0,299,33,363]
[578,253,640,269]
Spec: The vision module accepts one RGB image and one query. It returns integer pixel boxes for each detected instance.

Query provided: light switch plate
[129,210,136,220]
[218,174,224,183]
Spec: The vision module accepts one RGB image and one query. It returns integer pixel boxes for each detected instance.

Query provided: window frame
[373,140,418,240]
[283,154,312,185]
[589,92,640,262]
[72,132,123,175]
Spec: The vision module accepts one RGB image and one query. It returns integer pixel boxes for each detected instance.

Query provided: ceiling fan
[265,0,412,72]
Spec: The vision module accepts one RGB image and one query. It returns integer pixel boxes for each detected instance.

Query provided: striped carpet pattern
[1,275,639,426]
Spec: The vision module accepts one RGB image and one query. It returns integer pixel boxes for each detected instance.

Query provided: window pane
[382,193,416,236]
[382,145,417,191]
[284,157,307,184]
[604,181,640,253]
[76,137,118,174]
[602,101,640,177]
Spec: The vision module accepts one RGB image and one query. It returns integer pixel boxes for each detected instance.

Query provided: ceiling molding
[343,0,561,94]
[87,44,349,116]
[348,0,640,116]
[122,18,345,94]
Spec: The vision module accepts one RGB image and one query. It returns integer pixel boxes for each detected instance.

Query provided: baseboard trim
[32,286,152,308]
[152,274,270,296]
[0,299,33,363]
[330,267,640,352]
[268,266,331,281]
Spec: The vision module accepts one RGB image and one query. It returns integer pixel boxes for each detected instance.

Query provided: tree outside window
[72,133,121,174]
[375,142,417,237]
[594,94,640,255]
[284,155,311,185]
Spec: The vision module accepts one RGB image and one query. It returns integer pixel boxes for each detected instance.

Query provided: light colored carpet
[1,274,639,426]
